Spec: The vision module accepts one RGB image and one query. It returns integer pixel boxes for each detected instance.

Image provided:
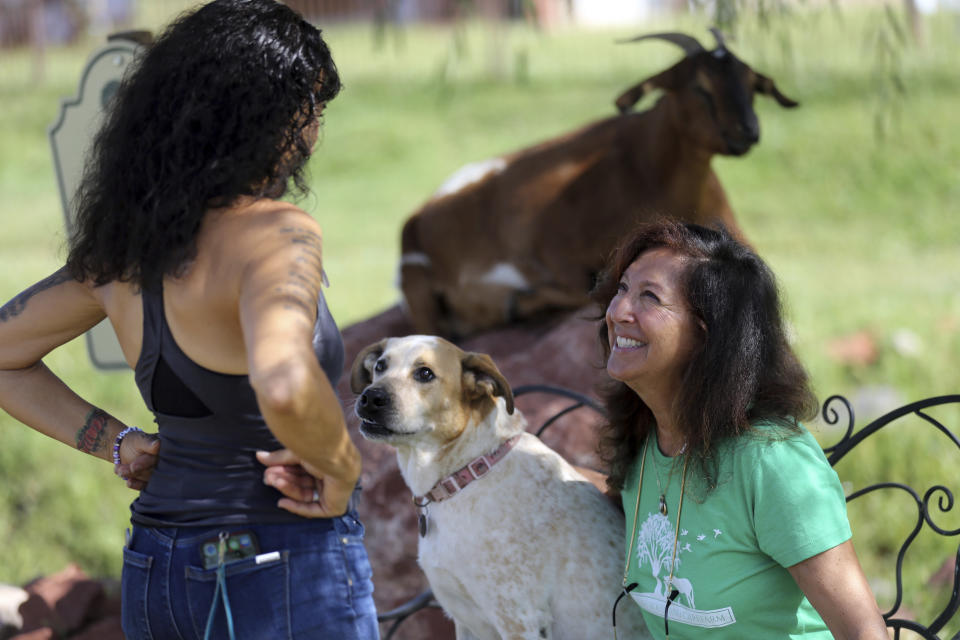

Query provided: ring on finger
[312,489,320,502]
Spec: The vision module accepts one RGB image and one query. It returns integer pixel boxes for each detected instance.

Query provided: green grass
[1,3,958,631]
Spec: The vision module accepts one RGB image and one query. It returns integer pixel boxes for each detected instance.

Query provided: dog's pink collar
[413,434,521,506]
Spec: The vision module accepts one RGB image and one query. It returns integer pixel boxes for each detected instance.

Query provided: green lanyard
[617,437,689,639]
[203,531,237,640]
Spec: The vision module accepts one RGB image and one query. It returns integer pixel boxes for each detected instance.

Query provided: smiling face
[605,247,703,401]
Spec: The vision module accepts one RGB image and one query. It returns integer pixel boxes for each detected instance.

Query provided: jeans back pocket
[121,547,155,640]
[185,550,290,640]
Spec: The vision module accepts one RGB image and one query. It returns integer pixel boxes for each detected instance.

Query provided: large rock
[338,304,610,639]
[14,565,121,640]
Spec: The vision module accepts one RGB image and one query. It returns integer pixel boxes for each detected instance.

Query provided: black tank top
[129,283,344,526]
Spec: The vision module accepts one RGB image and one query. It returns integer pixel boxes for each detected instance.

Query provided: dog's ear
[350,339,388,394]
[461,352,515,415]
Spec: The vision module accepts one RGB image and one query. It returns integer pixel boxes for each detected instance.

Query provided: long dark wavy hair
[66,0,341,288]
[592,220,817,492]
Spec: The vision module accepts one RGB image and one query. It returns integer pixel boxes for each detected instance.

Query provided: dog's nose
[359,387,390,409]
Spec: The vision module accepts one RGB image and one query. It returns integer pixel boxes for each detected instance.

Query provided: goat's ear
[615,81,650,114]
[350,339,388,394]
[615,57,697,114]
[754,72,799,108]
[461,352,515,415]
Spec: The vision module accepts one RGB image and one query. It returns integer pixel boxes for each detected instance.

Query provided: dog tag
[418,513,428,537]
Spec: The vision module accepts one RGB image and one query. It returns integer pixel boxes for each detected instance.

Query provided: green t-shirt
[620,423,851,639]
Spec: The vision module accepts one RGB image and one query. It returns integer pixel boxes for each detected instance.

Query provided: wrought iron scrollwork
[512,384,606,436]
[377,588,440,640]
[820,394,856,455]
[821,394,960,639]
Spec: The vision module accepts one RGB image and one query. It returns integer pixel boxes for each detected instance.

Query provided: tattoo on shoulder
[76,408,110,454]
[0,268,72,323]
[276,227,324,321]
[279,226,322,247]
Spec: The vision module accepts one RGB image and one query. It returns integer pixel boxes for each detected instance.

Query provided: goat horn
[616,32,705,56]
[709,27,728,50]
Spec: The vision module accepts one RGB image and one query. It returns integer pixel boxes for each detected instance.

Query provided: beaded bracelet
[113,426,144,467]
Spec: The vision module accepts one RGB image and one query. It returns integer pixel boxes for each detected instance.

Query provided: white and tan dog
[351,335,649,640]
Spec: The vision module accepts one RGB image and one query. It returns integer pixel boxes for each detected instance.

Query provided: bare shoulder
[229,201,323,249]
[229,202,327,330]
[239,204,323,277]
[204,199,325,283]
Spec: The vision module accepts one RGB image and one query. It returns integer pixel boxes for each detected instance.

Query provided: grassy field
[1,2,958,631]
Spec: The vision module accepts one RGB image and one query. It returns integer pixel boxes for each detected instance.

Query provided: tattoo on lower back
[0,268,71,323]
[76,408,110,454]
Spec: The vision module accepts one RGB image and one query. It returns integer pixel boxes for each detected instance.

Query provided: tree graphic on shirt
[637,512,683,598]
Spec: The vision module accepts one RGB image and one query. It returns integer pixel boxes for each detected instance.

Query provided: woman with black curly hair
[0,1,378,637]
[596,220,886,638]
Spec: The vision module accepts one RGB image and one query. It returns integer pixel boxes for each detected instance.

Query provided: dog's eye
[413,367,435,383]
[374,359,387,373]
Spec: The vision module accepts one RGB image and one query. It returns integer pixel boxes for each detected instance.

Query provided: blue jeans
[121,513,379,640]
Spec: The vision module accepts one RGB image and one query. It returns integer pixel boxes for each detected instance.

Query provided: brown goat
[400,30,797,339]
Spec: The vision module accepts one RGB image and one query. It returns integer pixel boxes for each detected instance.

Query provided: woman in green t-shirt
[594,220,887,639]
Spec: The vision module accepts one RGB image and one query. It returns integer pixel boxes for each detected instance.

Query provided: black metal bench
[820,394,960,640]
[377,388,960,639]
